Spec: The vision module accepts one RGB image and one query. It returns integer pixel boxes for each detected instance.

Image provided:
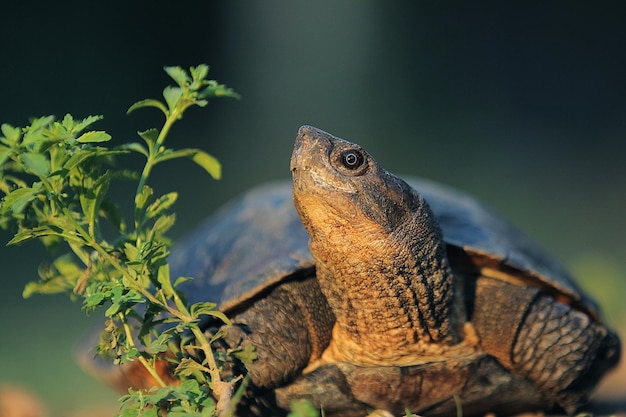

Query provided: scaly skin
[291,126,470,366]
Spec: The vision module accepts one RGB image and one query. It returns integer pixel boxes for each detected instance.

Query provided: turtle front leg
[222,275,334,387]
[472,277,621,414]
[214,274,335,414]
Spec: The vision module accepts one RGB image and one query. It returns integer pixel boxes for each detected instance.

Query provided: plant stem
[120,313,168,388]
[134,107,179,213]
[190,325,232,417]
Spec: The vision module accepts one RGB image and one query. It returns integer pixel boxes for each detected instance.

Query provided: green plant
[0,65,249,416]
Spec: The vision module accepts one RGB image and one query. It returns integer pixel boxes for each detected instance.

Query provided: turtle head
[290,126,461,354]
[290,125,431,244]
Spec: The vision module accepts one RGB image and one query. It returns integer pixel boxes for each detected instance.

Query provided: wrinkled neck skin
[290,126,468,364]
[296,185,465,362]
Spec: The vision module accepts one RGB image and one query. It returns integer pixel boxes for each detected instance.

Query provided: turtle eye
[340,149,364,170]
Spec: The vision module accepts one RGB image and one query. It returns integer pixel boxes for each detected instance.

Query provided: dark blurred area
[1,1,625,414]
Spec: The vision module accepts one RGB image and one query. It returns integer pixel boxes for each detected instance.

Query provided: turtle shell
[172,176,598,319]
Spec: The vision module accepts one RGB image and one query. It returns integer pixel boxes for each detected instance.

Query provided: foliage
[0,65,244,416]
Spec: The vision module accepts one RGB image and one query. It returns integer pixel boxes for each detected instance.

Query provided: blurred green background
[1,1,625,415]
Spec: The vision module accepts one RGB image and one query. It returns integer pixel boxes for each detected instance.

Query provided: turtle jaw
[290,125,328,174]
[291,125,357,194]
[291,125,357,245]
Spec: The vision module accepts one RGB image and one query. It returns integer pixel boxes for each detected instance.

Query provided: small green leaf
[124,242,139,262]
[155,264,177,301]
[173,276,193,288]
[76,130,111,143]
[25,116,54,134]
[60,149,126,174]
[146,386,174,404]
[135,185,154,211]
[199,84,240,100]
[146,192,178,219]
[127,99,168,116]
[63,149,94,171]
[190,301,217,316]
[119,142,149,157]
[61,114,75,130]
[85,292,106,307]
[21,152,50,176]
[151,148,183,163]
[1,186,41,214]
[144,333,171,355]
[105,287,143,317]
[137,128,159,146]
[230,344,258,367]
[1,123,21,145]
[72,115,103,134]
[119,346,140,364]
[163,86,183,112]
[109,169,138,182]
[191,150,221,180]
[23,278,69,298]
[23,255,83,298]
[151,213,176,237]
[21,127,47,147]
[79,171,110,230]
[153,148,221,180]
[0,145,11,167]
[7,225,65,245]
[174,358,209,378]
[51,255,84,278]
[191,301,230,325]
[190,64,209,83]
[164,66,191,87]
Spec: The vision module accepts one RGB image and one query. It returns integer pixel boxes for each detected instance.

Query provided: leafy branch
[0,65,244,416]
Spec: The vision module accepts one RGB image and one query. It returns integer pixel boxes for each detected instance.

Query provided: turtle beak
[289,130,304,173]
[290,125,332,174]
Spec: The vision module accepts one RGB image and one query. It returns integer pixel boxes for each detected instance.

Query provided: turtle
[82,125,620,416]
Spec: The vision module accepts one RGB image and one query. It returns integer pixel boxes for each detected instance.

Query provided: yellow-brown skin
[291,127,476,368]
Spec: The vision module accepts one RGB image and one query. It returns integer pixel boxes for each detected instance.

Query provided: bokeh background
[1,1,625,415]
